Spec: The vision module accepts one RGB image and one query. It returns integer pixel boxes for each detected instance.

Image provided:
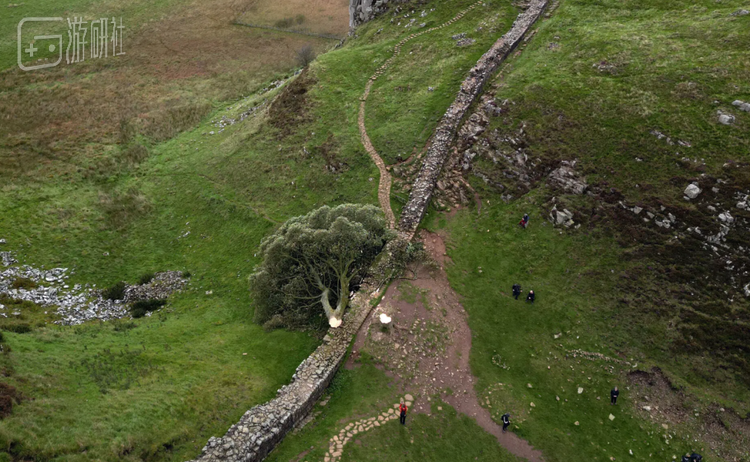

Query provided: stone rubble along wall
[398,0,549,238]
[188,287,378,462]
[191,2,550,460]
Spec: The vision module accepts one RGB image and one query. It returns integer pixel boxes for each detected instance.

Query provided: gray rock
[731,9,749,16]
[684,184,702,199]
[548,163,587,195]
[550,206,575,227]
[745,283,750,297]
[718,113,735,125]
[732,100,750,112]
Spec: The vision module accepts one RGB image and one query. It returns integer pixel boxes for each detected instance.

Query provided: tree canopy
[249,204,393,329]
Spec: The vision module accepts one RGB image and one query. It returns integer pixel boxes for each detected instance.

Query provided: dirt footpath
[347,229,544,462]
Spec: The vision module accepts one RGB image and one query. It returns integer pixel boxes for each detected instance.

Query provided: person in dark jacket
[512,284,521,300]
[526,290,535,303]
[610,386,620,405]
[501,413,511,432]
[399,399,408,425]
[690,453,703,462]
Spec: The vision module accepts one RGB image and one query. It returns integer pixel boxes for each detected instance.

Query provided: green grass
[264,358,523,462]
[0,0,525,459]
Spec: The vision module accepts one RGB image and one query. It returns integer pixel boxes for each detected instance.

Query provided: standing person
[610,386,620,405]
[519,214,530,229]
[501,413,511,432]
[399,399,408,425]
[526,290,535,304]
[512,284,521,300]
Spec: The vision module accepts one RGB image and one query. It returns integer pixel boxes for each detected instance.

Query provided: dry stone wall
[398,0,549,238]
[190,2,549,460]
[188,286,378,462]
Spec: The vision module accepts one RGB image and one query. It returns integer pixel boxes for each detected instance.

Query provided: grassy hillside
[1,0,748,460]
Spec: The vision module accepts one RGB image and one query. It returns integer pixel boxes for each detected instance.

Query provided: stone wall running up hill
[398,0,549,238]
[190,2,549,460]
[188,286,378,462]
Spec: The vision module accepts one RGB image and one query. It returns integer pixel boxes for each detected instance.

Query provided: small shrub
[0,382,22,418]
[0,332,4,343]
[274,17,294,28]
[112,320,137,332]
[130,299,166,318]
[137,272,155,285]
[181,271,191,278]
[295,45,316,68]
[102,281,126,301]
[0,323,31,334]
[295,14,306,25]
[10,277,37,290]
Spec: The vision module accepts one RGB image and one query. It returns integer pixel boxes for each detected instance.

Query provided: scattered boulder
[684,184,702,200]
[550,205,575,227]
[732,100,750,112]
[718,112,735,125]
[730,9,749,16]
[744,283,750,298]
[548,162,587,195]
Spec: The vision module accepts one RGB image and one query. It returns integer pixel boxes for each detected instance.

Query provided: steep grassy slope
[431,0,750,460]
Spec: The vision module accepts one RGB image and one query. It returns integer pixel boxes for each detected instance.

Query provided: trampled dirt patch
[348,228,544,462]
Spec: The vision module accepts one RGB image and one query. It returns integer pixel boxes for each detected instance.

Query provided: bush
[0,323,31,334]
[182,271,191,278]
[295,14,306,25]
[102,281,127,301]
[295,45,316,68]
[274,17,294,28]
[137,272,155,285]
[10,277,37,290]
[130,299,166,318]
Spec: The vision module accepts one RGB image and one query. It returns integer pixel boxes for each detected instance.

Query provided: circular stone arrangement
[324,394,414,462]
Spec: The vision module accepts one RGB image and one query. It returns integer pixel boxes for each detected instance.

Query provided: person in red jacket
[399,399,408,425]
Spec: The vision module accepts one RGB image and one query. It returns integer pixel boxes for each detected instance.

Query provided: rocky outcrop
[548,161,587,195]
[350,0,400,29]
[398,0,549,237]
[189,285,380,462]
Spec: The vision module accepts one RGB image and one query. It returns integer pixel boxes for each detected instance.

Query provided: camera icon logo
[17,17,64,72]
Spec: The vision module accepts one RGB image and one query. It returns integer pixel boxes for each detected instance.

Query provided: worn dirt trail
[358,2,483,228]
[344,228,545,462]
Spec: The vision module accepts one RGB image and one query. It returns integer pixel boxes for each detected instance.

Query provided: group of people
[512,283,535,303]
[399,213,704,460]
[682,454,703,462]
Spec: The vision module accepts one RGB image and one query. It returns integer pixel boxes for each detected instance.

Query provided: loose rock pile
[0,244,188,325]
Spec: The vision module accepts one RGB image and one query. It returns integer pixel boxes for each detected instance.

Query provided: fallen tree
[250,204,393,328]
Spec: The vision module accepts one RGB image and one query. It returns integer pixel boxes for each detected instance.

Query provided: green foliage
[0,324,31,334]
[130,299,167,318]
[102,281,127,301]
[138,272,156,285]
[10,278,36,290]
[249,204,393,328]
